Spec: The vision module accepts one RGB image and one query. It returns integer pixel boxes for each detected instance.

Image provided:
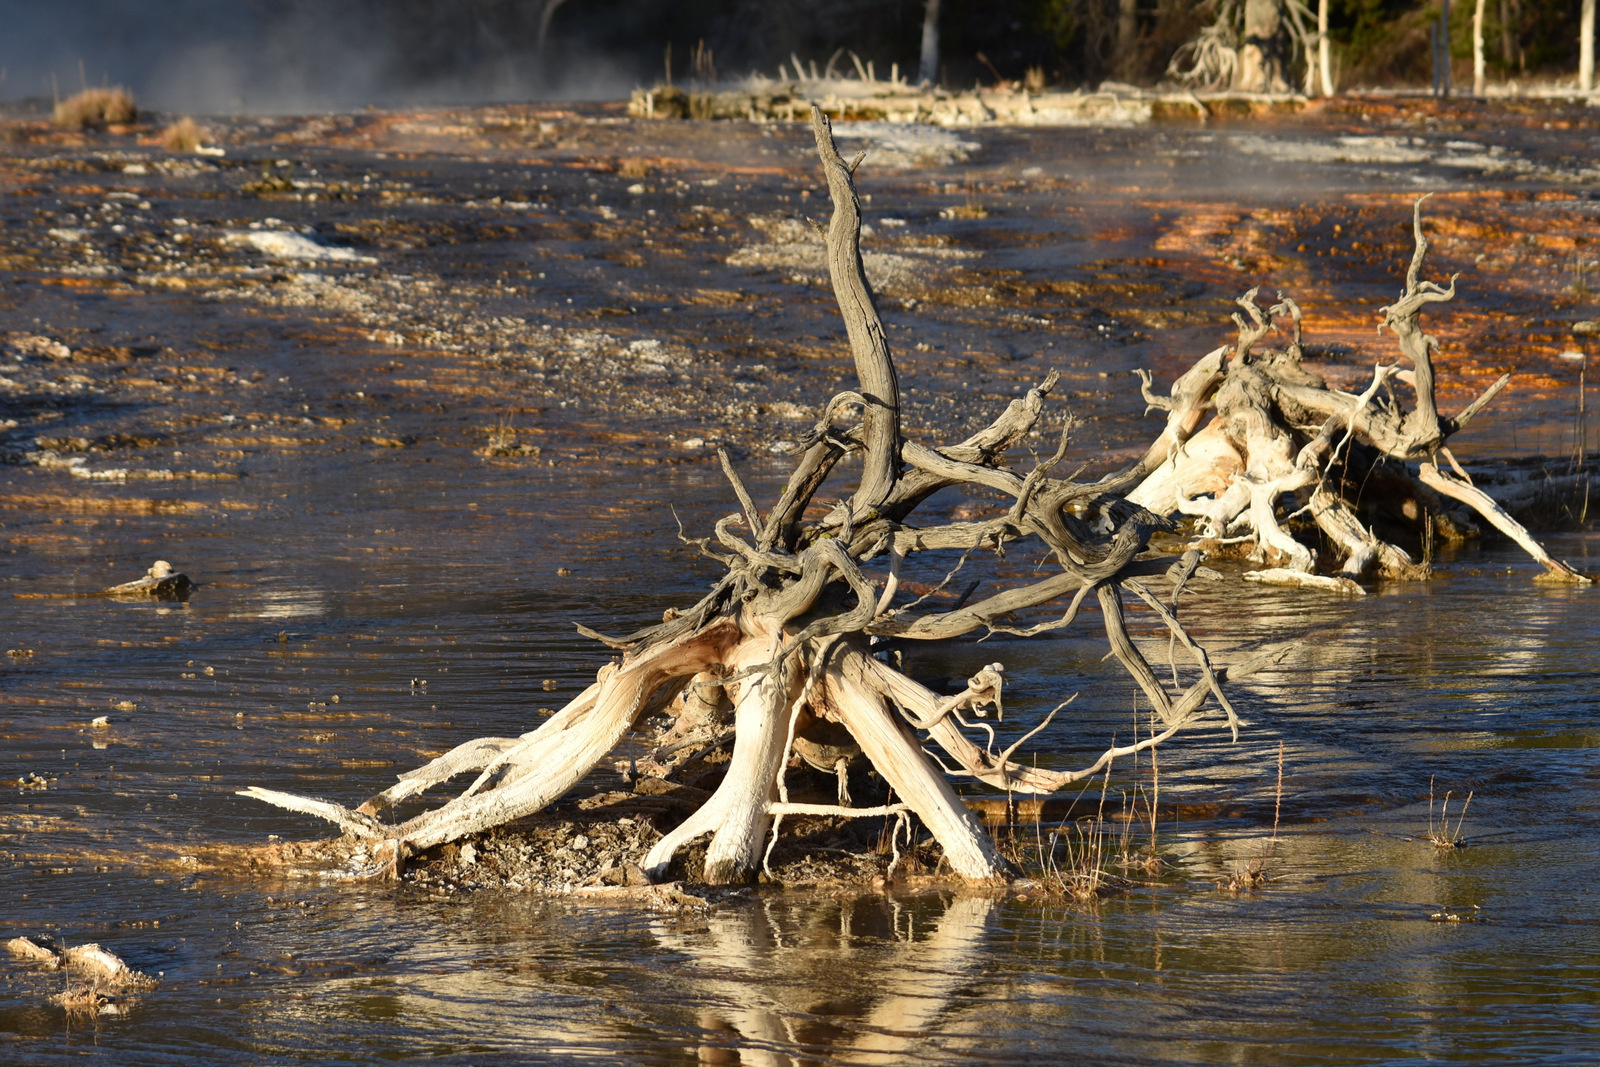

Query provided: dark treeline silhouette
[527,0,1592,91]
[0,0,1590,110]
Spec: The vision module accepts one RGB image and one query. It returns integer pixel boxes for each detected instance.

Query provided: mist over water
[0,0,640,113]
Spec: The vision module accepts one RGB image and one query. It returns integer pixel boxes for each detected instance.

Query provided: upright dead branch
[1381,195,1456,452]
[812,105,901,512]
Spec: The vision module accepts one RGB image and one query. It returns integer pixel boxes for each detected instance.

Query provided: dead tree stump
[239,107,1275,885]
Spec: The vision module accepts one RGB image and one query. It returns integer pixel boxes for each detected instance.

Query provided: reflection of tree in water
[655,894,996,1064]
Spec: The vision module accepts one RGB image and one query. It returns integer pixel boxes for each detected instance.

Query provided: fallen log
[241,105,1261,886]
[626,76,1303,126]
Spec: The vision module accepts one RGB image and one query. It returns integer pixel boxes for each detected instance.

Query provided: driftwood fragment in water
[241,105,1260,886]
[6,935,158,1015]
[1129,198,1590,587]
[103,559,193,599]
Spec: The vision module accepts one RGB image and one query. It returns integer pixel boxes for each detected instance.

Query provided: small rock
[459,843,477,865]
[571,834,590,851]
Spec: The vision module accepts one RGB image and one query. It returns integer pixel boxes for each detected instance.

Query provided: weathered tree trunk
[1582,0,1596,92]
[1117,0,1140,81]
[918,0,942,86]
[1235,0,1288,92]
[1473,0,1487,95]
[1318,0,1334,95]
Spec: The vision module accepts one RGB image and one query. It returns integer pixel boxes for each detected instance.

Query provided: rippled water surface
[4,100,1600,1063]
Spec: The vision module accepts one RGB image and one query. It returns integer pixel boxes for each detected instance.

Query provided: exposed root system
[239,113,1581,892]
[242,107,1269,887]
[1129,196,1590,587]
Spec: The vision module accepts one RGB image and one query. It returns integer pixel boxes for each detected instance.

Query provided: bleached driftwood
[1129,197,1590,587]
[240,106,1260,886]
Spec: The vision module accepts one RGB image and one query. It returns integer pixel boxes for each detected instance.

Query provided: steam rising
[0,0,636,114]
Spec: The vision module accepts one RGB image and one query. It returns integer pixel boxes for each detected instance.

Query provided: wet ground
[2,96,1600,1063]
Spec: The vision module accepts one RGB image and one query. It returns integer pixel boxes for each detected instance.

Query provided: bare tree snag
[240,105,1264,886]
[918,0,942,86]
[1130,197,1590,586]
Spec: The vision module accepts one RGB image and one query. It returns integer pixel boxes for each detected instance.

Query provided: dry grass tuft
[477,415,542,458]
[1040,816,1113,901]
[53,87,137,131]
[618,157,651,180]
[1427,777,1473,849]
[160,116,209,152]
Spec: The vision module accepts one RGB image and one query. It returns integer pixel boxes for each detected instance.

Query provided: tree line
[531,0,1594,93]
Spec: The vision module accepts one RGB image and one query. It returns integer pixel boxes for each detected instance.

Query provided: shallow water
[4,101,1600,1062]
[4,462,1598,1064]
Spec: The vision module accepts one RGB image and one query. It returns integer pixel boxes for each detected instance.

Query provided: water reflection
[207,891,1004,1065]
[661,893,996,1065]
[243,585,331,620]
[142,834,1598,1066]
[4,460,1600,1062]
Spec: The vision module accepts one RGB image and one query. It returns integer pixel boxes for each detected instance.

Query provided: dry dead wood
[1130,197,1590,587]
[241,105,1259,886]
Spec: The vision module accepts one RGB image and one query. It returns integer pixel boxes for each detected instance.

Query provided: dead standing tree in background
[1129,195,1590,592]
[241,106,1265,885]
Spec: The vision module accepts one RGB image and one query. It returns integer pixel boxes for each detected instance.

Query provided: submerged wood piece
[5,936,61,966]
[1243,568,1366,595]
[102,559,192,599]
[7,936,157,991]
[1417,462,1591,583]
